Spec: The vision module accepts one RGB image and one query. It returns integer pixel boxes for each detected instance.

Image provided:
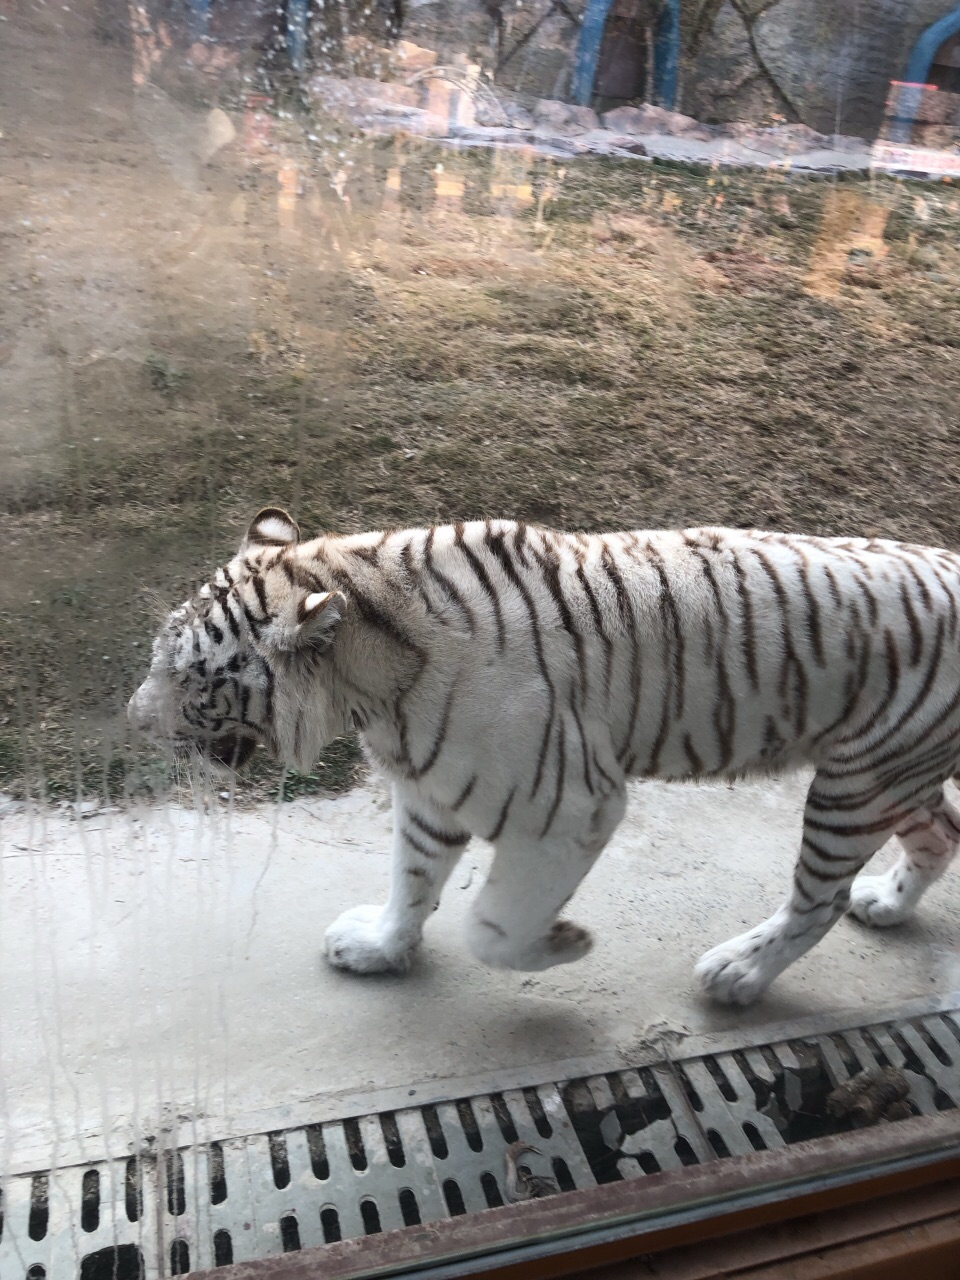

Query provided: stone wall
[399,0,959,137]
[400,0,959,137]
[683,0,957,139]
[136,0,960,140]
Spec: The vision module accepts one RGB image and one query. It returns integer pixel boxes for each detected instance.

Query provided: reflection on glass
[0,1,958,1275]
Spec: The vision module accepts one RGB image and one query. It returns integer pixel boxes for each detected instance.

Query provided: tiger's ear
[245,507,301,549]
[297,590,346,649]
[268,590,346,654]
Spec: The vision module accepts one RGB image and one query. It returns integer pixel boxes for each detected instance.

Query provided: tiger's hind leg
[696,767,935,1006]
[848,789,960,927]
[465,788,626,973]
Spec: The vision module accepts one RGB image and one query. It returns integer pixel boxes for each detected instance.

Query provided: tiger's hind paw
[514,919,593,970]
[467,916,593,971]
[848,873,912,927]
[545,919,593,963]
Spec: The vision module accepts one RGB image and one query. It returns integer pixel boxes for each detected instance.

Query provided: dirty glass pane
[1,0,959,1274]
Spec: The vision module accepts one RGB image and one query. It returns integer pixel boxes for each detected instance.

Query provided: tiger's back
[325,521,960,797]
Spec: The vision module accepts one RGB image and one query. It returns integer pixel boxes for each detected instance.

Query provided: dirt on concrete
[2,1,960,803]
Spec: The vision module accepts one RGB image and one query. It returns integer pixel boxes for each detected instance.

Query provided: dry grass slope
[3,95,960,802]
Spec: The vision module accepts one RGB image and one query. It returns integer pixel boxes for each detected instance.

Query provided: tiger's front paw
[695,933,773,1006]
[324,905,416,974]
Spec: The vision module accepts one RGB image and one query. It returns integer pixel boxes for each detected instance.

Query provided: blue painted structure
[572,0,679,108]
[652,0,680,108]
[889,4,960,143]
[287,0,310,72]
[186,0,309,72]
[186,0,210,41]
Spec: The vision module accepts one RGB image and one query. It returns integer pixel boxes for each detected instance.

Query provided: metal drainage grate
[2,1005,957,1279]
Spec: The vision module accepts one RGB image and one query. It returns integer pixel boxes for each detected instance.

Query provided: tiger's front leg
[324,784,469,974]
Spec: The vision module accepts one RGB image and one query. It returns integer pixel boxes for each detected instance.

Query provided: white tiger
[128,508,960,1005]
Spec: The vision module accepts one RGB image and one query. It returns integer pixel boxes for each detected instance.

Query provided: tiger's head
[128,508,348,773]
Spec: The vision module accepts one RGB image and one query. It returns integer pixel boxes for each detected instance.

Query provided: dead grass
[3,90,960,803]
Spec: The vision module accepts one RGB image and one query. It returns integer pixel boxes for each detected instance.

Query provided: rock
[600,104,708,137]
[473,99,511,127]
[599,1109,623,1150]
[503,102,535,130]
[830,134,871,153]
[599,106,644,133]
[717,121,830,154]
[448,124,540,146]
[685,1,782,127]
[685,0,929,137]
[532,99,599,133]
[392,39,438,74]
[753,0,914,138]
[775,123,831,150]
[307,75,419,123]
[843,265,884,288]
[615,139,649,156]
[200,107,236,163]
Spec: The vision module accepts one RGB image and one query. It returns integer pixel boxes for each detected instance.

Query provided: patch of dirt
[3,1,960,802]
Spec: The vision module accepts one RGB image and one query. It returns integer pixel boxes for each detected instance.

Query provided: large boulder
[753,0,935,138]
[684,1,784,126]
[685,0,953,140]
[532,99,600,132]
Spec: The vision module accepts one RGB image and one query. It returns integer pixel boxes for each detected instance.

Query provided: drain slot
[164,1152,185,1217]
[79,1245,144,1280]
[268,1133,291,1188]
[209,1142,227,1203]
[170,1239,190,1276]
[320,1206,341,1243]
[123,1159,143,1222]
[381,1112,406,1166]
[399,1188,422,1225]
[306,1126,329,1180]
[213,1228,233,1265]
[280,1212,302,1251]
[28,1176,48,1242]
[81,1171,99,1233]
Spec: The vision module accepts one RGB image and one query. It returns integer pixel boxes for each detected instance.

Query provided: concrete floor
[2,772,958,1176]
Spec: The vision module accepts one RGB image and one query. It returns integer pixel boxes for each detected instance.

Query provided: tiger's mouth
[207,734,259,769]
